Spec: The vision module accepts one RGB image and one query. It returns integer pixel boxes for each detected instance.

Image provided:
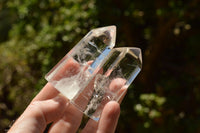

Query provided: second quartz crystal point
[83,47,142,121]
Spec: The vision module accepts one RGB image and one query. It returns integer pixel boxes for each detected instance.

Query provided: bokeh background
[0,0,200,132]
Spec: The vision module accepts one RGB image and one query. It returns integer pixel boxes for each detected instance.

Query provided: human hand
[8,58,127,133]
[8,82,120,133]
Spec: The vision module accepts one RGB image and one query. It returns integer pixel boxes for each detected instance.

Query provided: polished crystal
[45,26,142,121]
[82,47,142,120]
[45,26,116,100]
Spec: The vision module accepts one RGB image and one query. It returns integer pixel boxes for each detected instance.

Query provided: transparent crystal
[81,47,142,120]
[45,26,116,101]
[45,26,142,121]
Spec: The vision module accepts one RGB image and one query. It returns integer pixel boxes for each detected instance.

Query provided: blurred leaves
[0,0,98,130]
[1,0,200,132]
[134,94,166,128]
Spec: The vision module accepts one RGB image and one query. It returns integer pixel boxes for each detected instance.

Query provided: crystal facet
[45,26,142,121]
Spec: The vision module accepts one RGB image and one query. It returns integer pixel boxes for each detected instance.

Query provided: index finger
[33,58,80,101]
[32,83,59,102]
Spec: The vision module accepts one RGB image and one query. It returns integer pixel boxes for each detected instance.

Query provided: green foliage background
[0,0,200,132]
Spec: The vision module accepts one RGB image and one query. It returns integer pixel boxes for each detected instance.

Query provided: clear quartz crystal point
[45,25,116,101]
[82,47,142,121]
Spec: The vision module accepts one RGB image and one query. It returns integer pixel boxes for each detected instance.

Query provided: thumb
[8,94,68,133]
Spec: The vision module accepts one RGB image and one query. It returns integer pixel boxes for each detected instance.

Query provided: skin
[8,59,125,133]
[8,83,120,133]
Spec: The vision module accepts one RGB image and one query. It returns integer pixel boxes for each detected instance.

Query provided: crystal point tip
[129,47,142,67]
[106,25,116,48]
[92,25,116,49]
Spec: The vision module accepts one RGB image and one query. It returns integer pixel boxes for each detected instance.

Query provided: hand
[8,83,120,133]
[8,58,125,133]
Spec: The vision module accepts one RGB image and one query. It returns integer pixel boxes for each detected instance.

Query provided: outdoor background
[0,0,200,132]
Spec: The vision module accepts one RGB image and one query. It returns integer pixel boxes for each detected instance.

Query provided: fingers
[81,119,98,133]
[8,95,68,133]
[29,58,123,133]
[109,78,126,93]
[48,104,83,133]
[32,59,94,133]
[52,58,80,81]
[97,101,120,133]
[81,101,120,133]
[118,86,127,104]
[29,95,68,123]
[109,78,127,103]
[33,58,80,102]
[32,83,59,101]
